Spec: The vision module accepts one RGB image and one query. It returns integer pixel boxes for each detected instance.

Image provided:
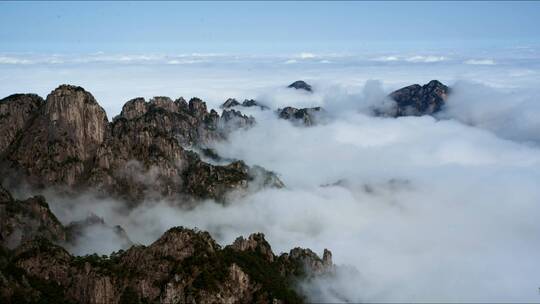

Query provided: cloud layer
[4,48,540,302]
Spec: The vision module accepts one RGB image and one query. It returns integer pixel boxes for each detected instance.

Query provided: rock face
[1,85,109,187]
[0,188,334,303]
[221,98,241,109]
[221,109,256,132]
[277,106,324,126]
[0,85,280,203]
[0,185,66,249]
[388,80,449,117]
[221,98,269,111]
[1,227,333,303]
[0,94,44,155]
[287,80,312,92]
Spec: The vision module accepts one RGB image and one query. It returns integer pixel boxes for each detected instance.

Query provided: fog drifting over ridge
[4,50,540,302]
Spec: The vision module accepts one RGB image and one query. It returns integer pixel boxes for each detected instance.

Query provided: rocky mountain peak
[148,96,179,112]
[0,93,44,153]
[44,84,109,157]
[0,187,66,249]
[287,247,334,275]
[388,79,449,117]
[277,106,324,126]
[120,97,148,120]
[188,97,208,118]
[222,98,241,108]
[0,85,283,202]
[221,98,269,110]
[288,80,312,92]
[230,233,275,262]
[221,109,255,131]
[148,227,219,259]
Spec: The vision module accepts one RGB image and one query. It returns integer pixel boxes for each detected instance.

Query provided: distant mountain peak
[287,80,312,92]
[388,80,449,117]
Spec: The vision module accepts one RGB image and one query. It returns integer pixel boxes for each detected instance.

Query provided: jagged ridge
[0,187,333,304]
[0,85,281,203]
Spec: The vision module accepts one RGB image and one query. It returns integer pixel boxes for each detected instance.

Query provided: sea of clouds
[2,48,540,302]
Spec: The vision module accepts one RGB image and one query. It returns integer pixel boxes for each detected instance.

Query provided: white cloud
[284,59,298,64]
[440,80,540,143]
[464,59,496,65]
[406,55,447,63]
[299,52,316,59]
[372,55,400,62]
[0,56,32,65]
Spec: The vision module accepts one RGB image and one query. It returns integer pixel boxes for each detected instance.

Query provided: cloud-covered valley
[3,49,540,302]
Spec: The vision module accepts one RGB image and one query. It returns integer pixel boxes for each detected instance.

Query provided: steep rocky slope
[221,98,269,111]
[0,185,66,250]
[388,80,450,117]
[0,94,44,154]
[277,106,325,127]
[1,228,333,304]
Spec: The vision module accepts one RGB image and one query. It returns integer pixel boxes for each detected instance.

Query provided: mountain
[277,107,324,127]
[0,186,333,304]
[221,98,269,110]
[0,85,281,203]
[287,80,312,92]
[0,185,66,250]
[388,80,450,117]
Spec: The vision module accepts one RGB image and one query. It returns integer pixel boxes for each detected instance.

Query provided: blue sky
[1,1,540,54]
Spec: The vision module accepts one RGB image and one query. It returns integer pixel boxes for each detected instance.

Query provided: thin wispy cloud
[464,59,496,65]
[406,55,447,63]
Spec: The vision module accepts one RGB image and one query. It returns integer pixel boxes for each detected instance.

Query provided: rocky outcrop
[277,106,324,126]
[230,233,275,262]
[0,227,333,304]
[221,98,269,111]
[388,80,449,117]
[1,85,109,187]
[287,80,312,92]
[221,98,241,109]
[0,185,66,249]
[0,85,280,203]
[0,94,43,155]
[240,99,269,110]
[221,109,256,132]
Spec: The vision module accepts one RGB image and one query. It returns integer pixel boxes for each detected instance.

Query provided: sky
[1,1,540,54]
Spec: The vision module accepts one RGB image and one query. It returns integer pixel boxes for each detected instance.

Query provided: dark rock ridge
[0,94,44,154]
[221,98,269,110]
[0,185,66,249]
[0,85,280,203]
[221,98,241,108]
[388,80,450,117]
[0,229,333,304]
[0,185,130,252]
[277,106,324,127]
[287,80,312,92]
[0,188,333,304]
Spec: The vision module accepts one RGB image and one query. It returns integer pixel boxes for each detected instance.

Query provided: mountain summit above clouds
[0,79,451,303]
[287,80,313,92]
[0,80,451,200]
[388,80,450,117]
[0,85,281,203]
